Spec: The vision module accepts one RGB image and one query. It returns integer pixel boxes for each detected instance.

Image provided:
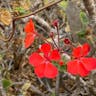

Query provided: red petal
[29,52,45,67]
[44,62,58,78]
[40,43,52,54]
[67,60,89,77]
[78,61,89,77]
[34,63,45,78]
[67,60,79,75]
[24,33,36,48]
[49,49,61,61]
[24,19,35,33]
[72,46,82,58]
[81,57,96,71]
[82,43,90,56]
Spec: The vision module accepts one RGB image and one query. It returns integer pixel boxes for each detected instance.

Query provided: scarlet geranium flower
[24,19,36,48]
[29,43,61,78]
[67,43,96,77]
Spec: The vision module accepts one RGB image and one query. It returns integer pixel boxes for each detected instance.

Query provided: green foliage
[50,92,55,96]
[77,29,86,37]
[15,7,27,14]
[59,65,67,72]
[77,28,86,38]
[80,11,88,25]
[52,56,67,72]
[44,0,54,4]
[2,79,12,89]
[59,0,68,9]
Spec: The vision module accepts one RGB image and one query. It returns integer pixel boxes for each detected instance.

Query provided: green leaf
[2,79,12,89]
[15,7,26,14]
[59,65,67,72]
[59,1,68,9]
[50,92,55,96]
[80,11,88,25]
[77,29,86,37]
[44,0,54,4]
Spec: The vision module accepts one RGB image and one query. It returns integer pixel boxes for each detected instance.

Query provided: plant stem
[36,32,51,44]
[56,26,60,48]
[55,73,60,96]
[51,36,59,49]
[45,78,53,93]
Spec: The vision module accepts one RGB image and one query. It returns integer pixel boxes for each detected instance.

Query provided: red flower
[29,43,61,78]
[24,19,36,48]
[67,43,96,77]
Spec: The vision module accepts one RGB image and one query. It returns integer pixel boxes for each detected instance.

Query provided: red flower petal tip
[72,46,82,58]
[24,19,35,33]
[82,43,90,56]
[50,49,61,61]
[24,34,36,48]
[40,43,52,54]
[29,52,45,67]
[72,43,90,58]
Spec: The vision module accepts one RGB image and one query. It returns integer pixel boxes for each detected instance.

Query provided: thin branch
[51,36,59,49]
[31,85,45,96]
[0,0,63,42]
[14,0,63,20]
[45,78,53,93]
[56,26,60,48]
[55,73,60,96]
[0,23,5,30]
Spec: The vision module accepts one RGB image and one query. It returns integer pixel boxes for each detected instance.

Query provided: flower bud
[50,32,54,37]
[64,38,70,44]
[59,61,64,66]
[52,19,59,27]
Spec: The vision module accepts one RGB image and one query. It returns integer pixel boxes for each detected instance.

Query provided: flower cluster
[24,19,96,78]
[29,43,61,78]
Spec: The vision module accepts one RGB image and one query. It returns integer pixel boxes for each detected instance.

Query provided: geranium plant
[24,18,96,79]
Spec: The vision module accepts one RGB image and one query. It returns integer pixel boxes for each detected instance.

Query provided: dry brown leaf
[0,9,12,25]
[22,81,31,95]
[65,23,70,32]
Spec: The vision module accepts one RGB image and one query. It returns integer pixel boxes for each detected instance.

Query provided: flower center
[44,54,51,62]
